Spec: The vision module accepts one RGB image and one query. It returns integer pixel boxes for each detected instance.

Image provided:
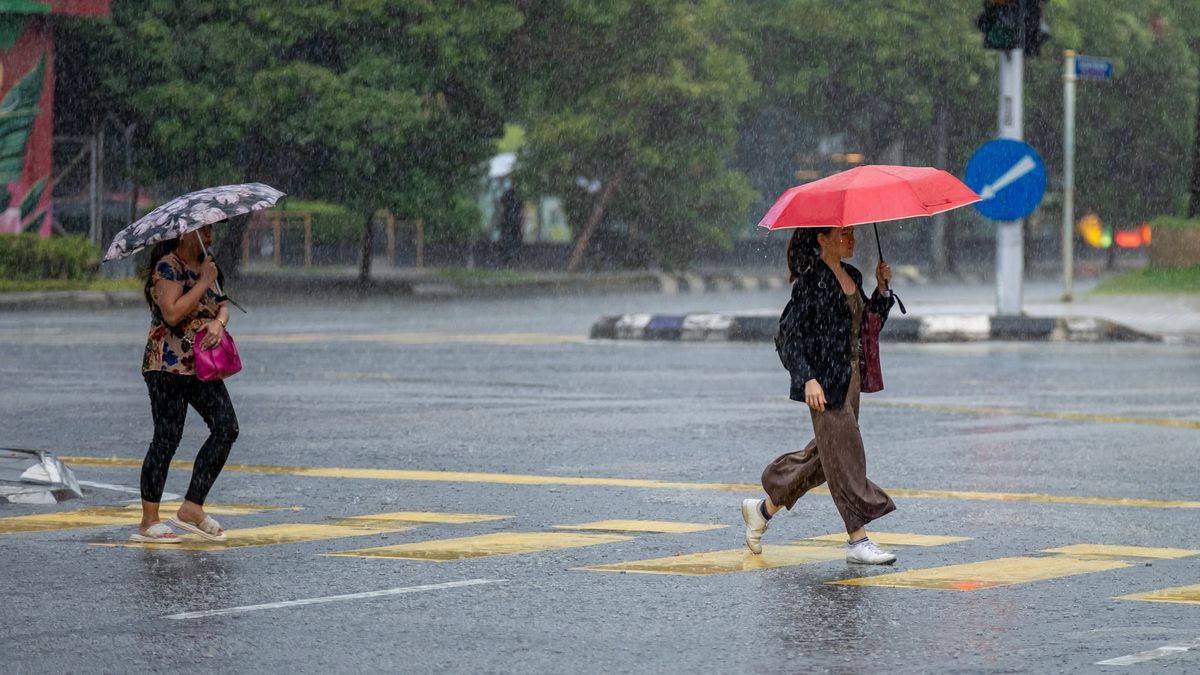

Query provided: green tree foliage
[1027,0,1196,228]
[56,0,1200,272]
[60,0,521,279]
[736,2,993,215]
[505,0,757,271]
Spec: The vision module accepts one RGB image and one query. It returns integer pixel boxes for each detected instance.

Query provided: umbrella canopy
[757,165,980,230]
[103,182,285,261]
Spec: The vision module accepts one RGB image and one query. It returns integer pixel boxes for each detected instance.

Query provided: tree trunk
[1190,73,1200,218]
[215,214,250,279]
[930,103,949,277]
[566,156,634,273]
[358,210,375,288]
[217,163,268,279]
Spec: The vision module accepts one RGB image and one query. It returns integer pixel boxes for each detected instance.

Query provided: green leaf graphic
[19,175,45,219]
[22,208,45,234]
[0,187,10,212]
[0,55,44,185]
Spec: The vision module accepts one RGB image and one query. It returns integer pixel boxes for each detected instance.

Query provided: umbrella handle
[871,222,905,313]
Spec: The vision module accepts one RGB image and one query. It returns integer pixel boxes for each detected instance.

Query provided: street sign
[964,138,1046,221]
[1075,55,1114,81]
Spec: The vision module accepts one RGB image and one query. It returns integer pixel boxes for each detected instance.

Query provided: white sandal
[168,515,227,542]
[129,522,181,543]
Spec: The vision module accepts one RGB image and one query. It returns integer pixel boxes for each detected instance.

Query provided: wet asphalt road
[2,287,1200,674]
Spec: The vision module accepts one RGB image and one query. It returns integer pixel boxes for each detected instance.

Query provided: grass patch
[1091,265,1200,294]
[434,267,537,285]
[0,277,142,293]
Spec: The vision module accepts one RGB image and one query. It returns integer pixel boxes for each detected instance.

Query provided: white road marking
[163,578,502,620]
[979,155,1036,200]
[1096,638,1200,666]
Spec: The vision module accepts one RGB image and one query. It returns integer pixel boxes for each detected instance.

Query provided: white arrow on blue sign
[964,139,1046,221]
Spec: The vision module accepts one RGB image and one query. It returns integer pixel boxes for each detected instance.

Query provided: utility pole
[995,47,1024,315]
[1061,50,1076,301]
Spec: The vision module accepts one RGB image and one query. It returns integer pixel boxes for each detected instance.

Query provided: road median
[589,312,1161,343]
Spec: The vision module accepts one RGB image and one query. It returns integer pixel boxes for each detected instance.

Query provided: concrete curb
[590,312,1163,343]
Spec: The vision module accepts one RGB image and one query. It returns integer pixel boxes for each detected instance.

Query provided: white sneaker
[846,538,896,565]
[740,498,769,554]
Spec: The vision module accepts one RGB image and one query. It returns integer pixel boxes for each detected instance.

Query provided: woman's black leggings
[141,371,239,504]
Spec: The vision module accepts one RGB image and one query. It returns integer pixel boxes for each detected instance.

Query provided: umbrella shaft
[195,232,224,297]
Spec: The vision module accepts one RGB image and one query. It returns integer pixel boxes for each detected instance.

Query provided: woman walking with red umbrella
[741,164,980,564]
[741,225,898,563]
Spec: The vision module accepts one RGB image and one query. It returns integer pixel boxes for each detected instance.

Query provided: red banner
[49,1,111,16]
[0,18,53,236]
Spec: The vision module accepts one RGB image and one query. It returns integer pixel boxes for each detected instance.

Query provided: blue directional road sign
[1075,55,1114,81]
[964,139,1046,221]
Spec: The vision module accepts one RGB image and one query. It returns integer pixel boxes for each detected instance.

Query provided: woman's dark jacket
[778,261,894,409]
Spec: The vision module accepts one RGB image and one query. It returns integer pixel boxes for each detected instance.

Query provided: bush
[0,234,100,280]
[1150,216,1200,269]
[283,200,362,245]
[1150,216,1200,229]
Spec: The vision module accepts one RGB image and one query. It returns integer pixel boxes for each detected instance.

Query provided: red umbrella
[759,165,980,316]
[758,164,981,231]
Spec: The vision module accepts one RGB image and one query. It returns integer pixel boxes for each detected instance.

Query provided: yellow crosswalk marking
[327,532,631,561]
[801,532,971,547]
[552,520,725,534]
[1042,544,1200,560]
[579,545,845,576]
[833,555,1131,591]
[91,511,504,551]
[1118,584,1200,605]
[0,502,295,535]
[99,522,414,551]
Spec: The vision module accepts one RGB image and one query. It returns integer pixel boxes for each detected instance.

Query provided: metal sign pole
[1062,50,1077,302]
[996,48,1025,315]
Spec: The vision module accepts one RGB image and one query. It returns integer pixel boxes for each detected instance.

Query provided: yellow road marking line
[336,512,509,526]
[1118,583,1200,605]
[0,502,295,535]
[326,532,631,561]
[98,522,413,551]
[0,331,584,347]
[870,400,1200,431]
[1042,544,1200,560]
[833,555,1131,591]
[552,520,726,534]
[58,456,1200,509]
[802,532,972,547]
[579,545,846,576]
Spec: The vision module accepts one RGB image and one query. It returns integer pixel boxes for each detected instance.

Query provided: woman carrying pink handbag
[130,223,238,544]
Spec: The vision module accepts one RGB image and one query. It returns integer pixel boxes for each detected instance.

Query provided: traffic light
[977,0,1022,51]
[977,0,1050,55]
[1023,0,1051,56]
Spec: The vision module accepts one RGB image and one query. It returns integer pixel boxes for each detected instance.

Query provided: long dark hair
[143,239,180,308]
[786,227,832,282]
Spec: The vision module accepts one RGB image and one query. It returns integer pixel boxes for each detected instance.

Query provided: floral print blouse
[142,253,223,375]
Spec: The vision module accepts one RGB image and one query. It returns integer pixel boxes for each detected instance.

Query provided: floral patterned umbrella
[103,182,285,261]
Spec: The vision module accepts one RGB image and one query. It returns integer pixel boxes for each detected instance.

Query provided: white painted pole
[1062,50,1077,302]
[995,48,1025,315]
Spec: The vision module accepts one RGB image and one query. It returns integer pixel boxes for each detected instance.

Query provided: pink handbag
[193,327,242,381]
